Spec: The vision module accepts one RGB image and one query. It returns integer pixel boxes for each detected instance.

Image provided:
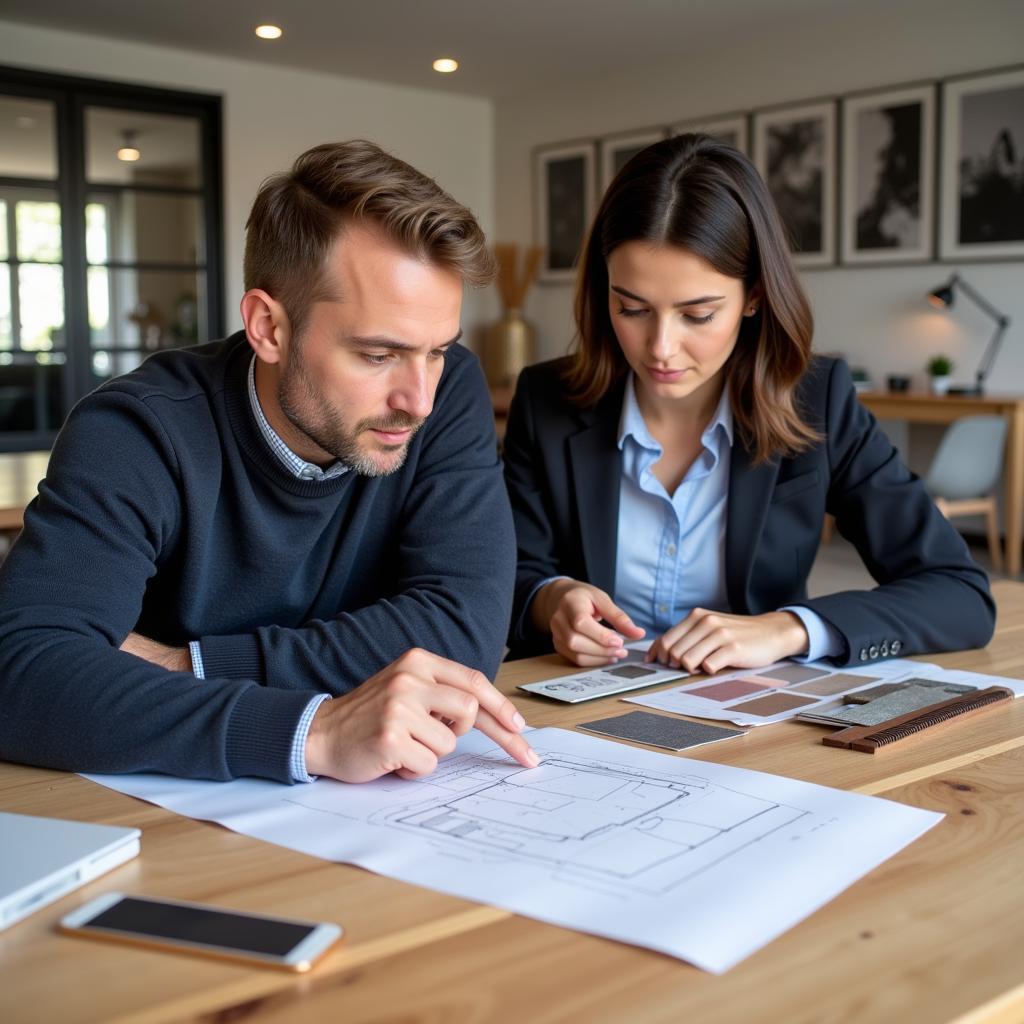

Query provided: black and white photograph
[941,66,1024,260]
[753,101,836,267]
[536,141,595,282]
[670,114,748,154]
[600,129,665,191]
[841,84,935,264]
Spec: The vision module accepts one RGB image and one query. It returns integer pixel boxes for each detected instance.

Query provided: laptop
[0,812,140,930]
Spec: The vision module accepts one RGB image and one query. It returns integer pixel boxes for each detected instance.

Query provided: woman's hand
[533,579,645,666]
[644,609,809,674]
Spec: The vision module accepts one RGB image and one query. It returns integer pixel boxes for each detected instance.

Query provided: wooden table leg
[1005,404,1024,577]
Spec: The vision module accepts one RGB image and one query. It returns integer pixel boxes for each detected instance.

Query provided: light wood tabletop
[858,391,1024,577]
[4,581,1024,1024]
[0,450,48,534]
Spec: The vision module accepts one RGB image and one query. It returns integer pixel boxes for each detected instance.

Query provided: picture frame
[840,84,935,264]
[753,100,837,268]
[940,66,1024,260]
[535,141,596,283]
[670,114,748,155]
[600,129,665,191]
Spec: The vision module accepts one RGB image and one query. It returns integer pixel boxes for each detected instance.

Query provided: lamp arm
[957,277,1010,326]
[975,320,1010,390]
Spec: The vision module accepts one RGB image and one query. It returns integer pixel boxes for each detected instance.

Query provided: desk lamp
[928,274,1011,395]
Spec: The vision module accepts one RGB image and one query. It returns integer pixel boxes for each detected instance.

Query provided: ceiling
[0,0,906,100]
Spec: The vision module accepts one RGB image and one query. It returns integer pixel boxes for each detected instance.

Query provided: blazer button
[859,647,868,661]
[869,645,879,658]
[891,640,902,654]
[880,641,890,656]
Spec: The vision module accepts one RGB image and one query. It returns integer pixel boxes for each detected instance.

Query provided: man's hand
[533,578,645,667]
[120,631,192,673]
[304,648,538,783]
[644,609,809,674]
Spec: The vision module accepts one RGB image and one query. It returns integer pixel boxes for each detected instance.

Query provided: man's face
[273,222,464,476]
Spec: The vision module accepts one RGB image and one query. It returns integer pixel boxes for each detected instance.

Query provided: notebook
[0,812,140,930]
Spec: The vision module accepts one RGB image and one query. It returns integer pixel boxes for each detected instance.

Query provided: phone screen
[83,897,316,956]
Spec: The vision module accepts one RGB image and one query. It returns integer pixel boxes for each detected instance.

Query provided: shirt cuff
[189,640,205,679]
[516,575,570,639]
[780,606,845,663]
[290,693,331,783]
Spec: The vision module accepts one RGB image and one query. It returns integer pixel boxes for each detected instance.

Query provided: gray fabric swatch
[578,711,745,751]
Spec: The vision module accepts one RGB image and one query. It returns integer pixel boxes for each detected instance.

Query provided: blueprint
[86,728,941,973]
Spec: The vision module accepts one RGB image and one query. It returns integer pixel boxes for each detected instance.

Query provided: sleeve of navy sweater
[0,392,315,783]
[197,349,517,691]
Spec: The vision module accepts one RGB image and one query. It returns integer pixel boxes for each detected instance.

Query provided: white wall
[494,1,1024,399]
[0,19,496,339]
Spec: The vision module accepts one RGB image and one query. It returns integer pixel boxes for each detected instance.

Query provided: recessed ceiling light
[255,24,283,40]
[432,58,459,73]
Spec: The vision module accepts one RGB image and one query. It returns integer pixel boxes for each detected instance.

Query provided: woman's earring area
[745,305,759,316]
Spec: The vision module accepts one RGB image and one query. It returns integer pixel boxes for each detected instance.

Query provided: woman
[503,133,994,672]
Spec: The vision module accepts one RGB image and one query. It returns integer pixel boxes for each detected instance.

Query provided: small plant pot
[930,375,951,396]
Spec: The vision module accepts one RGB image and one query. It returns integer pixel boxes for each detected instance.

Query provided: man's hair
[244,140,495,337]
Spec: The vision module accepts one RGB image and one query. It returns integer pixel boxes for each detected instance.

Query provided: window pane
[16,201,62,262]
[0,200,7,261]
[0,355,65,433]
[90,268,206,351]
[0,265,11,348]
[86,192,204,265]
[0,96,58,180]
[18,264,65,351]
[91,349,145,383]
[85,107,202,188]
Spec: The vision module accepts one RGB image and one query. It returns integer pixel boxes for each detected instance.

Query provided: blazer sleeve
[502,367,563,657]
[798,359,996,664]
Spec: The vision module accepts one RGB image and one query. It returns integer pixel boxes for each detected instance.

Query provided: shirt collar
[617,371,734,453]
[247,355,348,481]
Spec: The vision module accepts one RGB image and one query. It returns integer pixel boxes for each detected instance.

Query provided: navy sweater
[0,333,515,783]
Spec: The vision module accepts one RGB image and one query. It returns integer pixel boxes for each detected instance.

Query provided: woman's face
[606,241,758,405]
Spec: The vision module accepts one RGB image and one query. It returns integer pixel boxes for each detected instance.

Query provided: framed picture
[940,66,1024,260]
[841,84,935,264]
[600,129,665,191]
[753,101,837,267]
[535,141,596,283]
[670,114,748,154]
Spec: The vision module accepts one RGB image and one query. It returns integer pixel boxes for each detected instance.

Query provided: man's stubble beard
[277,349,423,478]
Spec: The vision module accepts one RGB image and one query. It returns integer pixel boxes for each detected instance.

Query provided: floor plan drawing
[85,727,943,972]
[357,750,810,896]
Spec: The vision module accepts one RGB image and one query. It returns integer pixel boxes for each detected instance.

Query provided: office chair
[924,415,1008,571]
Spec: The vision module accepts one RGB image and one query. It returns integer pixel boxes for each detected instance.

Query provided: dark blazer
[503,355,995,665]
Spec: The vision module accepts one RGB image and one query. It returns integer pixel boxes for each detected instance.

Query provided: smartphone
[59,892,342,971]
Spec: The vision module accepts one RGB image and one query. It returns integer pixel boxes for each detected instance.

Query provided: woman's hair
[244,140,495,340]
[566,132,817,462]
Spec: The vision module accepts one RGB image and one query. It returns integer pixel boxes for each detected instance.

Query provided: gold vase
[483,308,536,388]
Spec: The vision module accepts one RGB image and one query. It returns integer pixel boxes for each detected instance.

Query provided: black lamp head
[928,279,956,310]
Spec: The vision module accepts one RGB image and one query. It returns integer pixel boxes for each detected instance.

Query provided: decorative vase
[930,375,951,396]
[483,308,536,388]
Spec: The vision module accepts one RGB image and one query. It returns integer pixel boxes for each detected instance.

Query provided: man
[0,140,536,784]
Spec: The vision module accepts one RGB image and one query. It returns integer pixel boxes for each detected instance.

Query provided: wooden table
[859,391,1024,577]
[0,450,48,536]
[4,581,1024,1023]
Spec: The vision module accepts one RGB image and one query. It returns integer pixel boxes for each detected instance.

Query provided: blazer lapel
[568,386,624,596]
[725,436,780,612]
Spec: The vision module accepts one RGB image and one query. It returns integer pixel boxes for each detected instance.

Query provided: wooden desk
[4,580,1024,1023]
[859,391,1024,576]
[0,450,48,535]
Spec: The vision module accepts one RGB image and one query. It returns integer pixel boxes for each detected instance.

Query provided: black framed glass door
[0,67,223,452]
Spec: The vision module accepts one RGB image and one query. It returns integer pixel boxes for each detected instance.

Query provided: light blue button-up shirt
[613,373,841,661]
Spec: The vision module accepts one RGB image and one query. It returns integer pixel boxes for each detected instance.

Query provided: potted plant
[926,355,954,395]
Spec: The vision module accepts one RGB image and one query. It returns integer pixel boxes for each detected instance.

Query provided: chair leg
[821,514,834,545]
[985,499,1003,573]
